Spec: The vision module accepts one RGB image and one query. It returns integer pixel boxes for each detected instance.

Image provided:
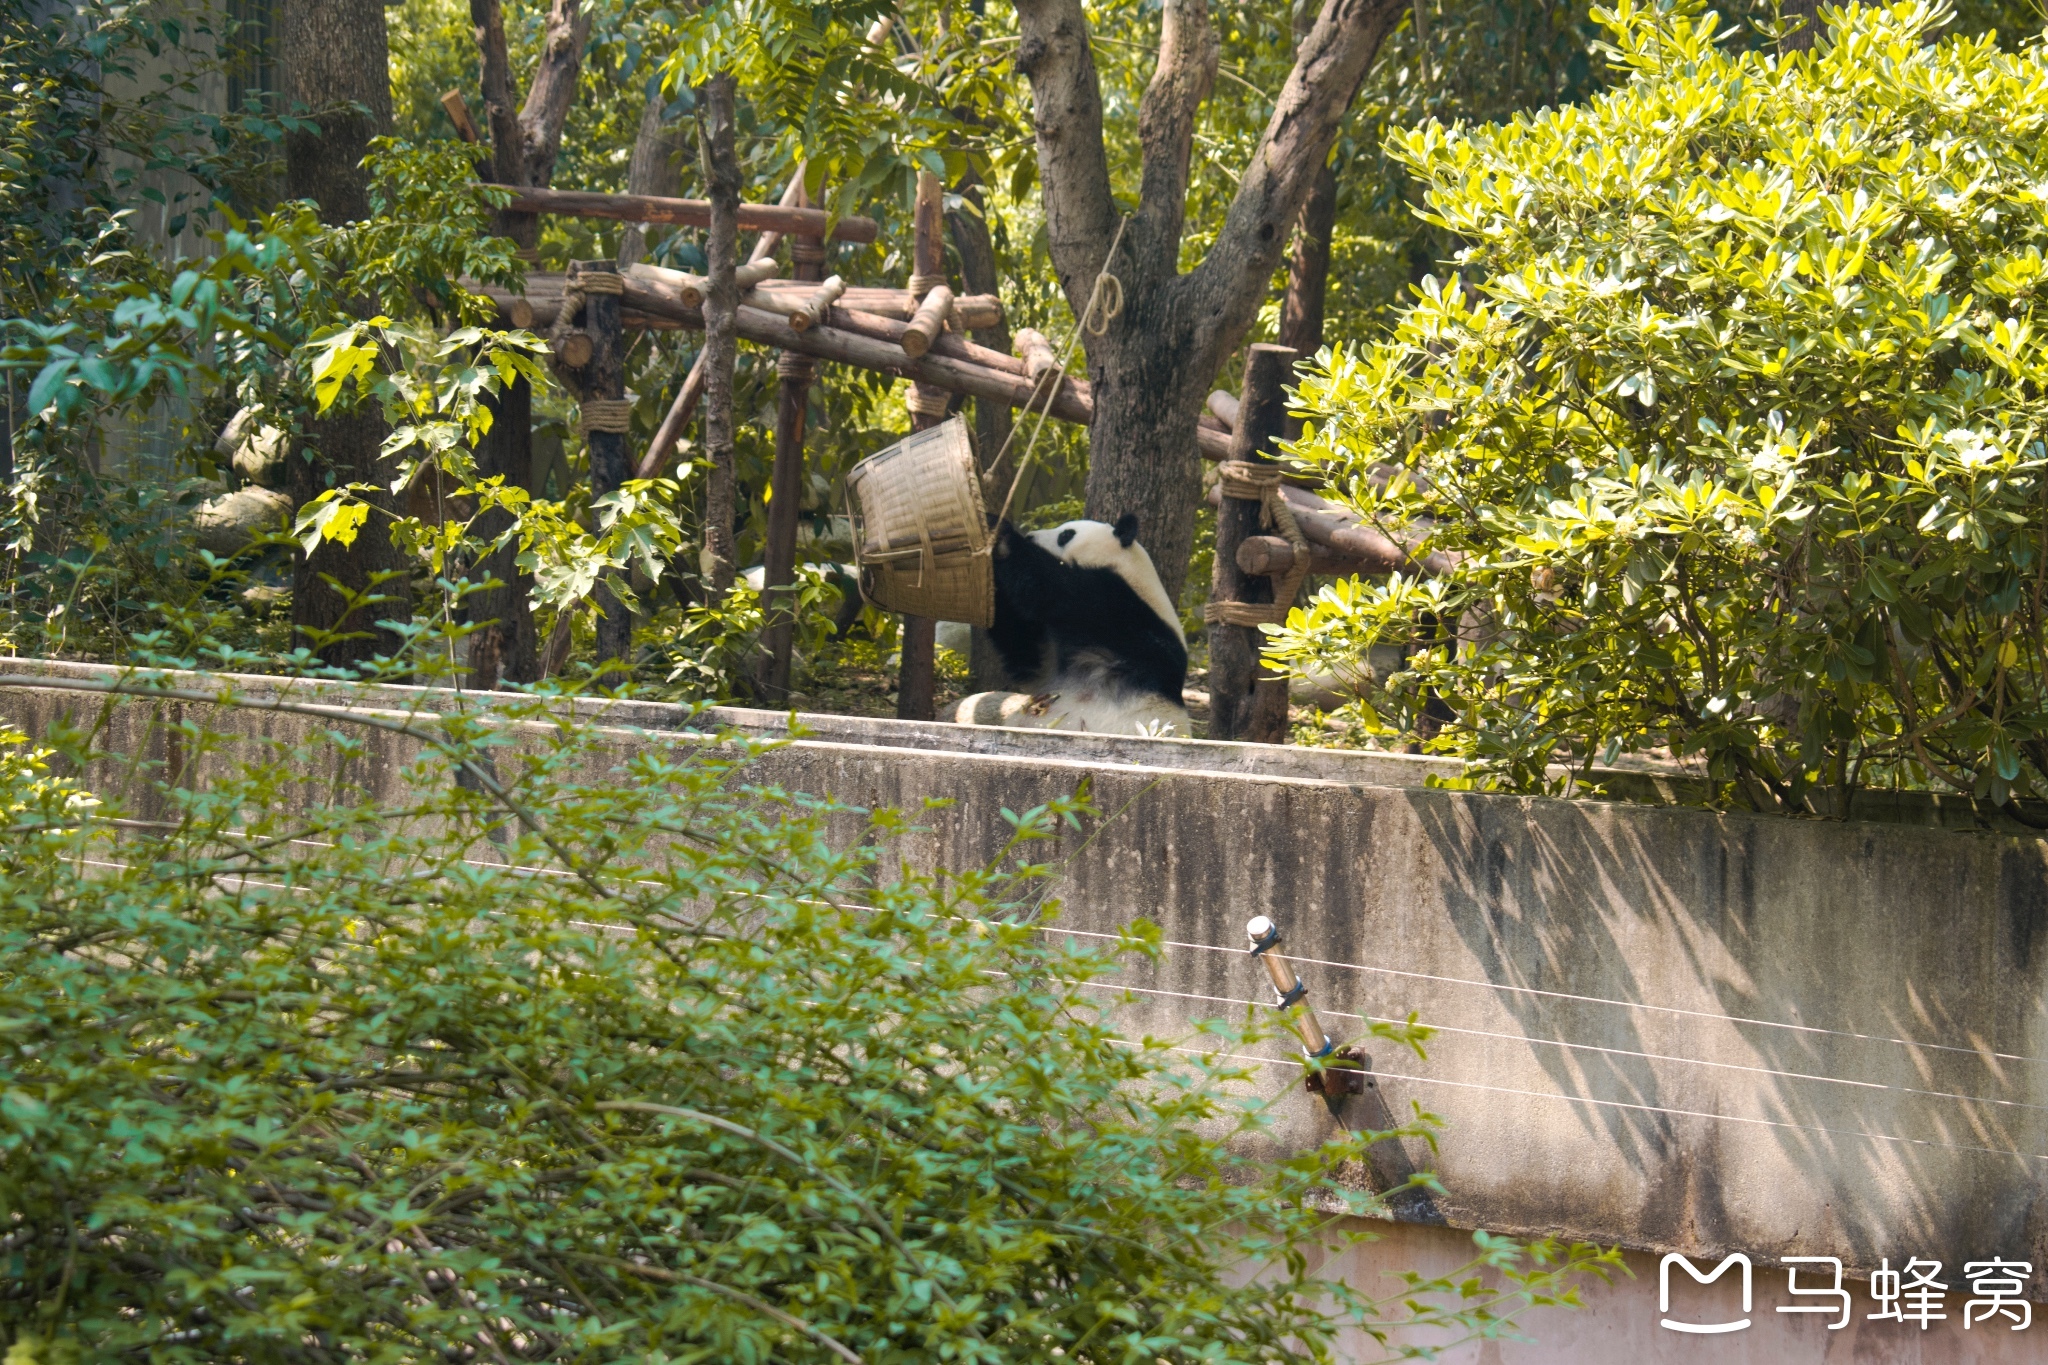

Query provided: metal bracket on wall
[1246,915,1371,1095]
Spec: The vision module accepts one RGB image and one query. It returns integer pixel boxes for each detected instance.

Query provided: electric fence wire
[69,854,2048,1165]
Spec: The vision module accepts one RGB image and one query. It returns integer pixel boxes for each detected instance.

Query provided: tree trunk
[1278,155,1338,359]
[469,0,588,248]
[469,0,535,248]
[759,191,824,703]
[1278,152,1338,441]
[465,377,539,690]
[517,1,590,190]
[279,1,389,222]
[1778,0,1821,53]
[696,73,740,596]
[619,89,680,265]
[1013,0,1408,602]
[465,0,586,683]
[278,0,411,670]
[947,174,1014,492]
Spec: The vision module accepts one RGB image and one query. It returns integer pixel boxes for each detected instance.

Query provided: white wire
[80,848,2048,1137]
[1134,1041,2048,1166]
[1080,978,2048,1118]
[1039,923,2047,1068]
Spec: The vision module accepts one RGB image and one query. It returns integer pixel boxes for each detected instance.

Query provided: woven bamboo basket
[844,417,993,627]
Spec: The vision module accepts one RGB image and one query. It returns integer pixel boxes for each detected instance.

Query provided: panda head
[1028,512,1184,644]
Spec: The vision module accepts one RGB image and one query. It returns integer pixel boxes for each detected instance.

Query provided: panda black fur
[953,513,1191,735]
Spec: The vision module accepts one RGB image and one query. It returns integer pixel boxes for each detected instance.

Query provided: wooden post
[760,229,826,703]
[574,259,633,675]
[897,168,948,722]
[1207,343,1297,742]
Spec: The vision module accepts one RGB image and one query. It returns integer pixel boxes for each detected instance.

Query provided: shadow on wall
[1409,789,2048,1278]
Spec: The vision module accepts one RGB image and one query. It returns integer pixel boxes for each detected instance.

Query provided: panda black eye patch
[1058,529,1077,546]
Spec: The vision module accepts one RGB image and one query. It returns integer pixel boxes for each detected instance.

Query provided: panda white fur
[951,513,1191,736]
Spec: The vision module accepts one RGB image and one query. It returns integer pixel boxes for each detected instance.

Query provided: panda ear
[1113,512,1139,548]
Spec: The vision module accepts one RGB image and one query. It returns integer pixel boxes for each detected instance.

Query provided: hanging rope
[1203,461,1314,627]
[983,216,1131,533]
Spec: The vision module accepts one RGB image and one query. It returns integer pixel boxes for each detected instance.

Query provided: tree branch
[619,90,681,265]
[1134,0,1218,279]
[1014,0,1120,319]
[468,0,523,187]
[517,0,592,190]
[1183,0,1408,360]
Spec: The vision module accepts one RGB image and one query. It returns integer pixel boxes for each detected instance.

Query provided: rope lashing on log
[578,398,634,434]
[576,269,624,296]
[1204,461,1313,627]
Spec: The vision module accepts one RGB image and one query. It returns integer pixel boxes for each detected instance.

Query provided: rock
[192,486,295,557]
[239,583,289,615]
[217,406,290,488]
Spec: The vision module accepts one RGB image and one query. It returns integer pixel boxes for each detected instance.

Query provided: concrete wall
[4,661,2046,1360]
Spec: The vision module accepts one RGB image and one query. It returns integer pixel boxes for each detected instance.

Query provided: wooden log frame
[468,276,1232,458]
[1207,345,1297,744]
[1208,483,1454,579]
[533,270,1006,331]
[1199,395,1452,576]
[495,184,879,242]
[899,285,954,359]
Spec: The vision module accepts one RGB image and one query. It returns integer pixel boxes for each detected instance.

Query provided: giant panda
[951,513,1191,735]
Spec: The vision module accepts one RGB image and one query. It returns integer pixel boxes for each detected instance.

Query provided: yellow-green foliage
[1276,0,2048,813]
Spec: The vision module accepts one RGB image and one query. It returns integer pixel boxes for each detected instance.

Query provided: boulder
[192,486,295,557]
[216,406,290,488]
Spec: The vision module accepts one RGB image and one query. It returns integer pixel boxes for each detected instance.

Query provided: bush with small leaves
[1274,0,2048,816]
[0,654,1611,1362]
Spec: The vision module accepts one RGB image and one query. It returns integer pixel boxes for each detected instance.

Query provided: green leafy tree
[1271,0,2048,816]
[0,664,1614,1361]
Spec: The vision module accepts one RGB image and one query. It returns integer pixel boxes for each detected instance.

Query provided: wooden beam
[1207,482,1453,578]
[493,184,878,242]
[519,270,1005,329]
[1236,535,1374,579]
[472,275,1228,457]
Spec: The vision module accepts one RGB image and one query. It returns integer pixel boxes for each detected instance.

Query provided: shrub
[1275,0,2048,815]
[0,667,1608,1362]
